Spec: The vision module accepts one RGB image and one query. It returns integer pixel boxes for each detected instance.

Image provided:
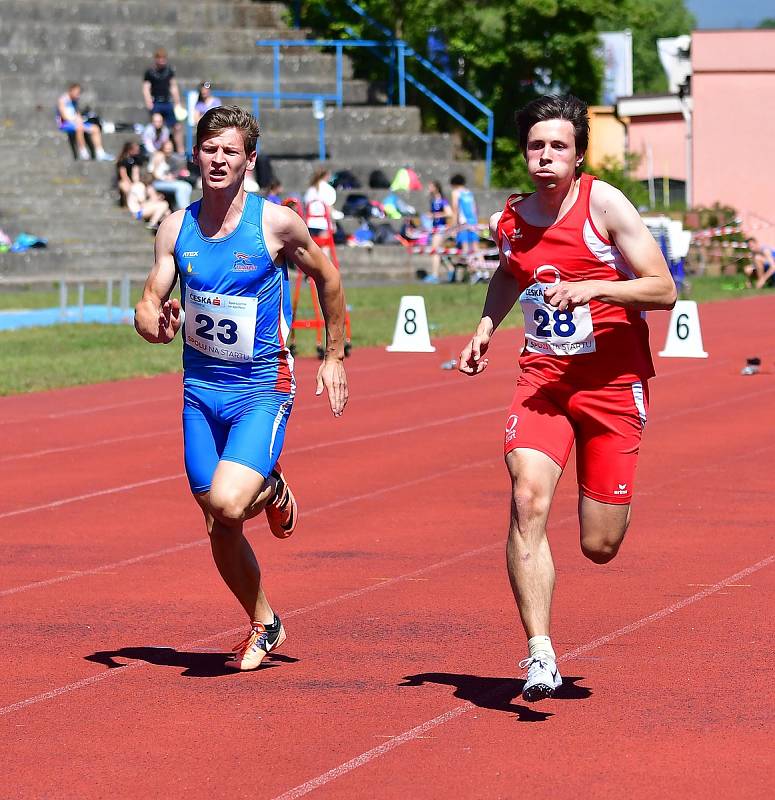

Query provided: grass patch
[0,324,183,395]
[0,275,768,396]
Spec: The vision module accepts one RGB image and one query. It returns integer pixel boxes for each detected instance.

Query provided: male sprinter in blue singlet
[134,106,348,670]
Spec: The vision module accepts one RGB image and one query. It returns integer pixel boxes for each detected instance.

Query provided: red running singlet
[497,173,655,386]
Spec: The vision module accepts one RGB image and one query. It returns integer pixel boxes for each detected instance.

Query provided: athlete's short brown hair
[196,105,261,155]
[516,94,589,171]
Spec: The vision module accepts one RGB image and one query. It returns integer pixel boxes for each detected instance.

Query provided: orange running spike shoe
[227,614,286,671]
[265,465,298,539]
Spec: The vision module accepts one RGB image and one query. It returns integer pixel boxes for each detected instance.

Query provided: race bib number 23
[184,287,258,362]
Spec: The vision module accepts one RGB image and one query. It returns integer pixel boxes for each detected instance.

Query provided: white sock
[528,635,555,661]
[78,147,90,159]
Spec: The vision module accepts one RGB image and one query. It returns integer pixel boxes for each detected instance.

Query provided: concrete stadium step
[0,0,487,287]
[1,74,370,108]
[257,106,422,136]
[4,105,424,138]
[337,247,420,285]
[1,24,308,56]
[0,0,288,28]
[0,243,422,286]
[0,247,152,279]
[0,51,355,82]
[257,132,453,161]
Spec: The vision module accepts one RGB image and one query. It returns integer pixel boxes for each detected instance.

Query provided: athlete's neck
[523,175,580,228]
[199,183,248,238]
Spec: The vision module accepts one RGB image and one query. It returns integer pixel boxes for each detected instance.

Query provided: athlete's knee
[580,525,627,563]
[510,482,552,528]
[208,487,251,525]
[581,539,620,564]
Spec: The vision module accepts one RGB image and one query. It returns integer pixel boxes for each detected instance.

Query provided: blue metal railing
[254,37,494,186]
[185,89,331,161]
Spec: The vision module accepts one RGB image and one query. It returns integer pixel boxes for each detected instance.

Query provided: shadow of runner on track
[84,646,299,677]
[399,672,591,722]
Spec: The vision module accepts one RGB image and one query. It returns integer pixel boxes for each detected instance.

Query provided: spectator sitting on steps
[142,113,170,158]
[743,237,775,289]
[150,140,193,211]
[142,48,184,153]
[116,141,145,207]
[56,83,114,161]
[264,180,284,205]
[192,81,222,126]
[127,175,171,230]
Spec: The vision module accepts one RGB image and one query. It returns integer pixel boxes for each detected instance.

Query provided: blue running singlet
[175,192,294,392]
[174,193,295,490]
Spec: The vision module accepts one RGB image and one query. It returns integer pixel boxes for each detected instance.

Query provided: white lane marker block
[386,295,436,352]
[658,300,708,358]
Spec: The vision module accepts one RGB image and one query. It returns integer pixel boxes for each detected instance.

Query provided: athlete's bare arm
[544,181,677,312]
[268,204,348,416]
[459,212,521,376]
[134,211,185,344]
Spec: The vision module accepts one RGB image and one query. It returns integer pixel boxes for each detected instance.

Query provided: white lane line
[0,540,208,598]
[0,407,501,521]
[7,364,772,520]
[0,430,171,463]
[11,422,766,598]
[0,395,179,426]
[269,554,775,800]
[0,463,497,715]
[1,437,771,716]
[0,458,491,598]
[0,475,182,521]
[0,354,430,427]
[0,376,497,464]
[0,351,750,464]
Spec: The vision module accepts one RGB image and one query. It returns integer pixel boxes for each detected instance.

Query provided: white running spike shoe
[519,655,562,702]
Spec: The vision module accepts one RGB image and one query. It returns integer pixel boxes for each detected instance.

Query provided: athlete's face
[195,128,256,191]
[524,119,582,190]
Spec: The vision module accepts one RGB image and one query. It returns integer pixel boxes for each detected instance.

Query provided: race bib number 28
[184,287,257,362]
[519,275,595,356]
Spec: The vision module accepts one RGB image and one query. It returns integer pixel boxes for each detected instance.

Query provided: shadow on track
[84,646,299,677]
[399,672,591,722]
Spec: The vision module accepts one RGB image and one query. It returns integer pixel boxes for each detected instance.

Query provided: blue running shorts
[182,383,294,494]
[456,228,479,247]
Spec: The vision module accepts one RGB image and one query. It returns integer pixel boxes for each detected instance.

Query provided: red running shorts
[504,372,649,504]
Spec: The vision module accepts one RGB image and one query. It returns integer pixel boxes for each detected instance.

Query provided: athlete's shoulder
[588,178,631,213]
[155,209,187,252]
[263,199,307,239]
[489,210,503,238]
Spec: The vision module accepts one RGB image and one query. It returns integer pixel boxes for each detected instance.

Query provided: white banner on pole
[598,31,633,105]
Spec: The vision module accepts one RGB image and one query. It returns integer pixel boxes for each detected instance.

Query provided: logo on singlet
[232,251,260,272]
[183,251,199,258]
[190,291,221,307]
[510,228,523,241]
[614,483,628,495]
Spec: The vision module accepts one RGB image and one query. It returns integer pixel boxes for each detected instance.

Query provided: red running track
[0,296,773,799]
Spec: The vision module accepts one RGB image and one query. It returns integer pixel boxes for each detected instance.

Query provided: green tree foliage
[588,154,649,209]
[298,0,610,184]
[757,18,775,29]
[597,0,695,94]
[294,0,694,184]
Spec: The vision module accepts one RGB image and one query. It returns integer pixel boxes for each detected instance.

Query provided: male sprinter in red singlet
[459,95,676,701]
[135,106,348,670]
